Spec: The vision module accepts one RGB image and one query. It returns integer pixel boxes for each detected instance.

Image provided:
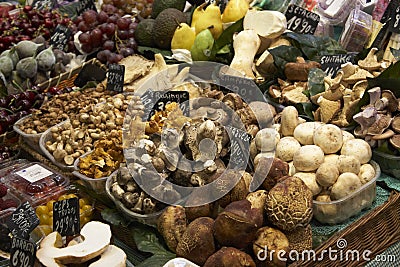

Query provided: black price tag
[10,237,36,267]
[7,202,39,239]
[225,126,251,170]
[285,5,320,35]
[76,0,97,15]
[49,25,72,52]
[320,54,356,77]
[217,74,259,102]
[141,90,190,120]
[106,64,125,92]
[53,198,80,236]
[32,0,55,10]
[389,0,400,33]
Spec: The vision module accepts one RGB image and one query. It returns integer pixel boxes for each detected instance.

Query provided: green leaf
[136,253,176,267]
[133,228,167,254]
[268,45,302,77]
[101,208,130,226]
[211,18,243,59]
[390,48,400,61]
[137,46,172,59]
[367,61,400,97]
[307,68,326,97]
[284,32,346,61]
[293,102,316,121]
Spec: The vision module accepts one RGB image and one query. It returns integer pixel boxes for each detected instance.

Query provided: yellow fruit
[221,0,249,23]
[36,205,49,216]
[191,2,223,39]
[80,216,91,226]
[171,23,196,50]
[79,198,89,208]
[39,214,51,225]
[66,193,78,199]
[46,200,56,211]
[82,204,93,217]
[38,225,53,236]
[58,195,68,201]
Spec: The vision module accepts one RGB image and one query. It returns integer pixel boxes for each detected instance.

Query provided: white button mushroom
[275,137,301,162]
[342,130,355,143]
[255,128,280,152]
[293,172,321,196]
[358,164,376,184]
[316,162,340,187]
[324,154,339,166]
[331,173,363,200]
[337,155,361,174]
[293,121,323,145]
[313,124,343,154]
[293,145,324,172]
[340,139,372,164]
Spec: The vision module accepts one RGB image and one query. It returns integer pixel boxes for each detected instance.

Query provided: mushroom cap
[377,90,398,113]
[293,145,324,172]
[391,116,400,133]
[389,134,400,149]
[340,139,372,164]
[265,176,313,231]
[313,124,343,154]
[366,114,392,135]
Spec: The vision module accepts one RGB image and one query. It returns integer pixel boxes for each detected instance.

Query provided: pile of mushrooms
[268,48,392,127]
[44,93,133,166]
[274,106,377,223]
[353,86,400,150]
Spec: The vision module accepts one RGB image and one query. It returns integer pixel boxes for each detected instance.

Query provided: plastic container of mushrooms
[313,161,380,224]
[105,168,166,226]
[39,120,77,172]
[73,151,118,194]
[13,115,44,154]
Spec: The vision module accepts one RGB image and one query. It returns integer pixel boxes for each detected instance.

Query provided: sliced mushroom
[358,48,382,71]
[317,96,341,123]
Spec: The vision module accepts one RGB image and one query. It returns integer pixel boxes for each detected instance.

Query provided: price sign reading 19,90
[285,5,320,35]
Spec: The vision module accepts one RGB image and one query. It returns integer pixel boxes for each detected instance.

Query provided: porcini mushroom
[375,90,398,113]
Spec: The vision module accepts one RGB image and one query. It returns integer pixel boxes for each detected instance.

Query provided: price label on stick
[7,202,39,239]
[320,54,356,77]
[285,5,320,35]
[53,198,80,237]
[49,25,72,52]
[106,64,125,92]
[32,0,55,10]
[141,90,190,120]
[76,0,97,16]
[10,237,36,267]
[389,1,400,33]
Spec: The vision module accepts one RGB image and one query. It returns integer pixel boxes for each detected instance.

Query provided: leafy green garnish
[307,68,326,97]
[284,32,346,61]
[268,45,302,78]
[133,226,175,267]
[293,102,315,121]
[210,18,243,61]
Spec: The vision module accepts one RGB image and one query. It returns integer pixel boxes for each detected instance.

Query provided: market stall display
[0,0,399,266]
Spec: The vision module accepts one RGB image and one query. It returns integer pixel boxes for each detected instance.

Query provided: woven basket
[37,58,107,91]
[289,191,400,267]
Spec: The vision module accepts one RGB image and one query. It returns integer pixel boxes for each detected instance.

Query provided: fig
[157,205,187,253]
[15,40,43,59]
[176,217,216,266]
[204,247,256,267]
[1,49,19,68]
[213,199,263,249]
[253,227,289,267]
[0,56,13,78]
[16,57,38,79]
[36,46,56,71]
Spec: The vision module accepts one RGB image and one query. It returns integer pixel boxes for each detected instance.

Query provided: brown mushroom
[366,114,392,135]
[368,87,381,106]
[284,57,321,81]
[391,116,400,133]
[375,90,398,113]
[358,48,382,71]
[389,135,400,149]
[317,96,341,123]
[371,129,395,140]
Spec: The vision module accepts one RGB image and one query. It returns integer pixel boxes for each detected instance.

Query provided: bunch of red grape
[0,5,75,53]
[102,0,153,19]
[74,9,139,64]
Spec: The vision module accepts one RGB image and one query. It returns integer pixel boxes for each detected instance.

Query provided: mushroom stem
[368,87,381,106]
[353,107,378,135]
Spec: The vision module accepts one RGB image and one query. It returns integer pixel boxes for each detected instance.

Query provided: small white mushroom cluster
[276,107,376,200]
